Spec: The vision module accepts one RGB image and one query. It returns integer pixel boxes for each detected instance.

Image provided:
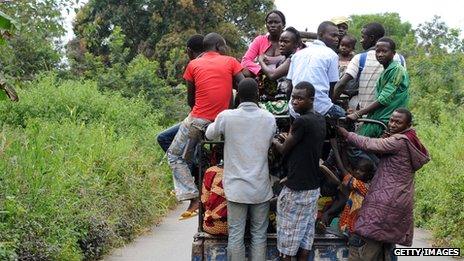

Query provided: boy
[346,37,409,138]
[339,159,375,236]
[167,33,244,218]
[205,78,276,261]
[272,81,326,260]
[338,35,356,72]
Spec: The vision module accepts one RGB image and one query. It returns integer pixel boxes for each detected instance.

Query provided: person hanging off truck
[156,13,430,260]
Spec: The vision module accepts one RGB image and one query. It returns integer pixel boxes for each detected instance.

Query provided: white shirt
[287,40,339,116]
[205,102,276,204]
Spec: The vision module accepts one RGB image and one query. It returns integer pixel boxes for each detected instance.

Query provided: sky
[274,0,464,34]
[63,0,464,41]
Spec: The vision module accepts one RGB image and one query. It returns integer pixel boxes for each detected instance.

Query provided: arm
[332,73,354,100]
[233,72,245,87]
[272,118,303,156]
[346,100,382,121]
[258,55,290,80]
[186,80,195,109]
[342,174,369,196]
[205,113,225,140]
[241,36,265,76]
[338,127,399,154]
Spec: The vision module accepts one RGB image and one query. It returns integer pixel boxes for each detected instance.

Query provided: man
[337,108,429,260]
[346,37,409,138]
[287,21,344,119]
[331,16,350,48]
[272,82,326,260]
[156,34,205,152]
[333,22,406,111]
[167,33,244,218]
[205,78,276,261]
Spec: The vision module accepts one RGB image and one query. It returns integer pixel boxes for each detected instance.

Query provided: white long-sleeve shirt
[205,102,276,204]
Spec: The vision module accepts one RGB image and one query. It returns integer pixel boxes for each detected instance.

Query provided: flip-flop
[178,209,199,220]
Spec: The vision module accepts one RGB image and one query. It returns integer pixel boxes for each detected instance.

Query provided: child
[272,81,326,260]
[339,159,375,236]
[338,34,357,74]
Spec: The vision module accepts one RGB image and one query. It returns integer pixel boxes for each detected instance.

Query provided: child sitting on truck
[339,159,375,236]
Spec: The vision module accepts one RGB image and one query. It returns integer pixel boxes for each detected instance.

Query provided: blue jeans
[227,200,270,261]
[325,104,346,118]
[167,115,210,201]
[157,123,180,152]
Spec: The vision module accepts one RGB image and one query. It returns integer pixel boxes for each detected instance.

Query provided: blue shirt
[287,40,339,116]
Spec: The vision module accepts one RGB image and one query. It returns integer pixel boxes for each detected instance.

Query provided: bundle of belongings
[201,165,228,235]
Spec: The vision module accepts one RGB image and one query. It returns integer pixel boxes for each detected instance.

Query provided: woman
[241,10,286,77]
[256,27,302,114]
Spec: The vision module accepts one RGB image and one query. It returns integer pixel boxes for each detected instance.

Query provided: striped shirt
[345,50,406,109]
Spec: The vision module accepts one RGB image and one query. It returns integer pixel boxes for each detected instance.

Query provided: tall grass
[0,75,175,260]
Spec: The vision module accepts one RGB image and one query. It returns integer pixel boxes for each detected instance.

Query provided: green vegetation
[0,2,463,259]
[0,75,175,260]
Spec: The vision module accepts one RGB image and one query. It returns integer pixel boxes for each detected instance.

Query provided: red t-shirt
[183,51,242,121]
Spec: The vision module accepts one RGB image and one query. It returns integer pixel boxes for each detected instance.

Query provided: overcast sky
[274,0,464,33]
[64,1,463,41]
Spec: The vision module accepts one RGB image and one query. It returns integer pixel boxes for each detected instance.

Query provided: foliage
[415,15,464,53]
[70,0,274,82]
[348,13,416,53]
[0,74,176,260]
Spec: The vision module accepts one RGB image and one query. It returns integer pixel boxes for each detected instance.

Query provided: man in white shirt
[205,78,276,261]
[287,21,344,118]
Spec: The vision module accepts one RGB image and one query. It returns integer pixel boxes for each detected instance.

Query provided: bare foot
[186,197,200,213]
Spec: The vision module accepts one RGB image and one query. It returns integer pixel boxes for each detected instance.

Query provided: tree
[0,0,69,81]
[70,0,274,82]
[415,15,464,53]
[347,13,416,53]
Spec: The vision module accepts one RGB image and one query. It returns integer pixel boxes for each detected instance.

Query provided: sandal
[178,209,199,220]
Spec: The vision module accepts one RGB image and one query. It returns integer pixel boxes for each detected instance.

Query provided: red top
[183,51,242,121]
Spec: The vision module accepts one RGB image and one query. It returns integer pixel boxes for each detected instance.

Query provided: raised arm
[338,127,399,154]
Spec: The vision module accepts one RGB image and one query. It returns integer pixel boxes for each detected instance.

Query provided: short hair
[394,108,413,124]
[187,34,204,53]
[266,10,286,26]
[238,78,258,101]
[317,21,337,36]
[283,26,301,44]
[357,158,376,180]
[341,34,357,48]
[203,32,225,51]
[294,81,315,98]
[377,37,396,52]
[363,22,385,41]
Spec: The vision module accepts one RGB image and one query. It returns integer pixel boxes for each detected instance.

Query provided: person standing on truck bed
[286,21,344,119]
[337,108,429,261]
[167,32,244,219]
[205,78,276,261]
[333,22,406,114]
[272,81,326,261]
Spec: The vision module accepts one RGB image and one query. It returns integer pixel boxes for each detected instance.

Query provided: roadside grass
[0,75,176,260]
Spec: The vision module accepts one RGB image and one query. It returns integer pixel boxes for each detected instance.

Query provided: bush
[0,74,176,260]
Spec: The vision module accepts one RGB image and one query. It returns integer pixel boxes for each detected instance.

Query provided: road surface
[105,202,457,261]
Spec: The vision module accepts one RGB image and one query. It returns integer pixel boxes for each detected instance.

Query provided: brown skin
[319,25,339,51]
[345,41,396,121]
[333,28,378,100]
[337,23,349,41]
[258,31,298,80]
[338,110,411,139]
[265,13,284,56]
[184,37,244,213]
[339,37,355,61]
[273,88,314,260]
